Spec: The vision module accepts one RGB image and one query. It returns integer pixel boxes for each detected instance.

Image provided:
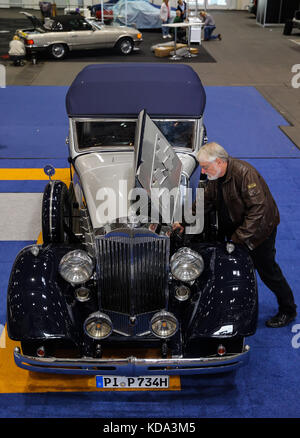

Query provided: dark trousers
[204,26,218,40]
[249,228,296,314]
[10,55,25,66]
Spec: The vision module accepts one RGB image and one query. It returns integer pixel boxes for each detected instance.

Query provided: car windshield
[155,120,195,149]
[75,120,195,149]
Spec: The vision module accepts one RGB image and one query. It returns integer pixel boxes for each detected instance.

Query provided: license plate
[96,375,169,389]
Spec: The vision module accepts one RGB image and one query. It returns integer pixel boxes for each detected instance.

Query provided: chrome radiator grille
[96,229,169,315]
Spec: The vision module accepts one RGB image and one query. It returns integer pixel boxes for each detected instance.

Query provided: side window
[69,18,92,31]
[80,19,92,30]
[69,19,80,30]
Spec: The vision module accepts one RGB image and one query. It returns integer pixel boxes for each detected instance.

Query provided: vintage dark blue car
[6,64,257,388]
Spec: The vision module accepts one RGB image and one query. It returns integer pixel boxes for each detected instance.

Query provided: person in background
[177,0,187,19]
[200,10,222,41]
[160,0,172,39]
[8,35,26,66]
[171,9,186,43]
[39,1,52,20]
[51,2,57,17]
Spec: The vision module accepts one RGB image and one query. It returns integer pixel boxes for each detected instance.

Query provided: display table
[162,21,204,60]
[187,17,203,43]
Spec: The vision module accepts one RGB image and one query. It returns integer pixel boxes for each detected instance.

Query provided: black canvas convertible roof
[51,14,86,31]
[65,64,206,118]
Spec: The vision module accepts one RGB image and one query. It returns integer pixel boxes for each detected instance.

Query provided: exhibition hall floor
[0,10,300,419]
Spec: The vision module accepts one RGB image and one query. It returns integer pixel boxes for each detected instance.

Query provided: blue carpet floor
[0,85,299,419]
[0,85,299,163]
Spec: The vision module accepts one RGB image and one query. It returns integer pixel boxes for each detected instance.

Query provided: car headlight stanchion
[174,285,191,301]
[84,312,113,340]
[59,250,94,285]
[170,247,204,283]
[150,311,178,339]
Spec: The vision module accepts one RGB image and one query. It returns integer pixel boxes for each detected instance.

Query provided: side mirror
[44,164,56,180]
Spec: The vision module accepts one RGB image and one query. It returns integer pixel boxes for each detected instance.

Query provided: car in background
[15,12,142,59]
[88,2,116,24]
[7,64,258,384]
[88,3,114,24]
[112,0,175,29]
[293,10,300,28]
[283,9,300,35]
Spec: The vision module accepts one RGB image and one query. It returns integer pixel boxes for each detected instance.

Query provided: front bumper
[14,345,250,375]
[293,18,300,29]
[25,45,47,55]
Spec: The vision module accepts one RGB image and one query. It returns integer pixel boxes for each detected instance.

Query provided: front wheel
[50,43,68,60]
[115,38,134,55]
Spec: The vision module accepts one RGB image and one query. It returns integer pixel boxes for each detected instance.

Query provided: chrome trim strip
[72,117,198,123]
[14,346,250,376]
[49,181,54,241]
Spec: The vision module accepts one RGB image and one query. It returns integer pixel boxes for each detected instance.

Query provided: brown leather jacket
[203,157,280,250]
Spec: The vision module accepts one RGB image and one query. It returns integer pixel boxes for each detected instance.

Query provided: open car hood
[135,110,182,223]
[19,12,44,29]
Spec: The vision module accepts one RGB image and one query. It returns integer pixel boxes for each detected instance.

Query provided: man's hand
[231,232,247,247]
[172,222,184,234]
[230,234,239,244]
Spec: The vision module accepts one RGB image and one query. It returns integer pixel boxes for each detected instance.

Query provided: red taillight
[25,39,34,45]
[217,344,226,356]
[36,346,45,357]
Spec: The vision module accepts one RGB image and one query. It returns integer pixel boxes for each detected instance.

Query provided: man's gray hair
[197,142,229,163]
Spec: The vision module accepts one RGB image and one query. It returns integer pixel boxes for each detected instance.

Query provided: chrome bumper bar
[14,345,250,375]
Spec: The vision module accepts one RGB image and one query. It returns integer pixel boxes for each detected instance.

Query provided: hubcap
[120,40,132,54]
[52,44,65,58]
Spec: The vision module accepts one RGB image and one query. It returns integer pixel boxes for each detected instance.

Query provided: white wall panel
[0,193,43,241]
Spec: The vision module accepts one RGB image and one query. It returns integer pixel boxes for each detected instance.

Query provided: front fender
[6,244,80,342]
[186,243,258,338]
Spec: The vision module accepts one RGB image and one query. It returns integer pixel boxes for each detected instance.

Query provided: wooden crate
[154,44,187,58]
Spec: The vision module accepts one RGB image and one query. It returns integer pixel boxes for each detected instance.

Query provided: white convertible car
[16,12,143,59]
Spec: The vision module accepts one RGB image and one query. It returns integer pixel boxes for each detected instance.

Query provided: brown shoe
[218,34,222,41]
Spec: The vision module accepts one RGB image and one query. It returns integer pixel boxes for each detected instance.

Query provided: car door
[87,22,116,49]
[60,17,99,50]
[134,110,183,224]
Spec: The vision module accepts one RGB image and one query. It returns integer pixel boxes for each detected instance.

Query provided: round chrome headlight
[59,250,94,284]
[170,247,204,282]
[84,312,113,340]
[150,311,178,339]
